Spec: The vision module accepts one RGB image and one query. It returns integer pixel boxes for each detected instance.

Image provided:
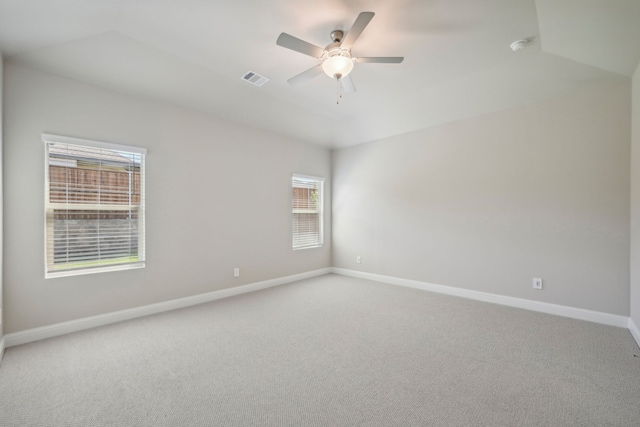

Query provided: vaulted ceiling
[1,0,639,148]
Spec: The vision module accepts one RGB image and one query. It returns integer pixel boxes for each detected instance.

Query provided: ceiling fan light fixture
[276,11,403,97]
[322,52,354,80]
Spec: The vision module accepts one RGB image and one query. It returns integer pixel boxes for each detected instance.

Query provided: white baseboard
[629,318,640,348]
[4,268,331,348]
[331,268,630,329]
[3,267,635,352]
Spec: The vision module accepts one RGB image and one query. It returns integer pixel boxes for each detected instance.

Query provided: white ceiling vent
[241,71,269,87]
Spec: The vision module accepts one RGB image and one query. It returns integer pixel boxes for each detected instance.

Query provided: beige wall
[0,54,3,337]
[3,62,331,334]
[631,64,640,330]
[332,81,631,315]
[2,60,636,336]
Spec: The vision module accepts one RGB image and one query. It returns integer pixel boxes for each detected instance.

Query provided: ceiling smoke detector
[510,39,529,52]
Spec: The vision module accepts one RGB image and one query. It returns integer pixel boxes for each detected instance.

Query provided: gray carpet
[1,274,639,426]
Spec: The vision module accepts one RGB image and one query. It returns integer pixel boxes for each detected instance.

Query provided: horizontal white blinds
[292,174,324,249]
[44,135,146,276]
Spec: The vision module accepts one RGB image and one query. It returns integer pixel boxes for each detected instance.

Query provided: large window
[292,174,324,250]
[44,134,146,277]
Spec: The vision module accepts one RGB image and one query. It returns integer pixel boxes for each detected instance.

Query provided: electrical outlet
[234,268,240,278]
[356,256,361,264]
[532,278,542,290]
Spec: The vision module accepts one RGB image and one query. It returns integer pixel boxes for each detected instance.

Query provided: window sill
[293,245,323,251]
[45,262,145,279]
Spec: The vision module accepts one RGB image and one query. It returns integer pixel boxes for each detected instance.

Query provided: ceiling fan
[276,12,404,94]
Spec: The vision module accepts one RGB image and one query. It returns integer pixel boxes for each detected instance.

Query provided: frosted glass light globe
[322,54,354,79]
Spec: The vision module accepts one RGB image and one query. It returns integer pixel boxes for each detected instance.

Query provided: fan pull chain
[336,78,343,105]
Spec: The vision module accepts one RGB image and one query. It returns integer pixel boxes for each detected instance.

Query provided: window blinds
[44,134,146,277]
[292,174,324,249]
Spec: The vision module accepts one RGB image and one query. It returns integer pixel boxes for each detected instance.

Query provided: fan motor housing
[324,45,351,60]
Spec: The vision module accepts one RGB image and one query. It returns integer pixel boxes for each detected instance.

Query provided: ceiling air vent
[241,71,269,87]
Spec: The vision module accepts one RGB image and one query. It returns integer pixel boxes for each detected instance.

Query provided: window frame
[43,133,147,278]
[291,173,324,250]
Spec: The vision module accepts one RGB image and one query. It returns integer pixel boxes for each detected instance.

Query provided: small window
[292,174,324,250]
[44,134,146,277]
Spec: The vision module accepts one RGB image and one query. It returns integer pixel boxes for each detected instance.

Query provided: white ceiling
[1,0,639,148]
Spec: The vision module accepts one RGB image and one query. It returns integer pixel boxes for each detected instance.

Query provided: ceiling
[1,0,639,149]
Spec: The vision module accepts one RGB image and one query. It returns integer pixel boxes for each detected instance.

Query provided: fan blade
[287,64,324,86]
[356,57,404,63]
[341,12,375,49]
[340,75,356,93]
[277,33,325,58]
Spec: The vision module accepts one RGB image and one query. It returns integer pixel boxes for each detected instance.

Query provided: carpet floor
[1,274,639,426]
